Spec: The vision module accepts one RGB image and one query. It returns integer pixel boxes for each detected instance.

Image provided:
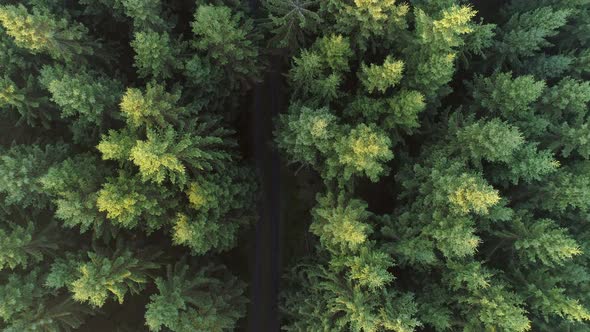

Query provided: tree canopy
[1,0,590,331]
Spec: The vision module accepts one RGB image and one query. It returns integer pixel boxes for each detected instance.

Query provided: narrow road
[248,52,285,331]
[245,2,287,330]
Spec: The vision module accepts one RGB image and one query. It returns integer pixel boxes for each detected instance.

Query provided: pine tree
[0,143,69,209]
[0,220,60,271]
[131,30,181,79]
[0,4,96,63]
[0,269,94,331]
[40,154,110,234]
[172,166,257,254]
[68,249,159,307]
[96,172,173,230]
[263,0,321,50]
[145,262,248,332]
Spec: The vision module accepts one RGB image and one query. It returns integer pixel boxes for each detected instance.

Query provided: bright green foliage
[497,6,572,60]
[310,193,372,253]
[345,90,426,133]
[403,5,477,97]
[96,128,137,161]
[130,128,192,185]
[3,0,590,330]
[131,31,180,79]
[414,5,476,50]
[0,144,68,208]
[40,154,109,233]
[0,221,58,271]
[320,0,410,50]
[101,84,237,188]
[283,190,406,330]
[183,0,261,109]
[69,250,159,307]
[119,83,182,129]
[191,5,261,81]
[145,263,248,332]
[289,34,353,104]
[0,4,94,62]
[342,247,394,290]
[391,153,500,262]
[95,79,255,256]
[277,106,393,184]
[172,166,257,255]
[0,0,259,330]
[443,263,531,332]
[120,0,167,30]
[130,126,233,186]
[329,123,393,182]
[97,173,171,229]
[455,118,524,163]
[275,106,338,166]
[471,72,545,116]
[359,56,404,94]
[39,65,122,125]
[282,264,419,332]
[512,217,581,267]
[276,1,491,330]
[447,174,500,215]
[373,1,590,330]
[385,90,426,131]
[275,0,590,320]
[528,283,590,323]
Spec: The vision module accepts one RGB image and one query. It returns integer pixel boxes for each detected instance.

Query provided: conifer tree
[145,262,248,332]
[0,4,97,63]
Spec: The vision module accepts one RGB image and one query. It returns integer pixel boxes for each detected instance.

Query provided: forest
[0,0,589,331]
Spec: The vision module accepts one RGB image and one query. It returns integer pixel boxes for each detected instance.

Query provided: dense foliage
[1,0,590,331]
[272,0,590,331]
[0,0,259,330]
